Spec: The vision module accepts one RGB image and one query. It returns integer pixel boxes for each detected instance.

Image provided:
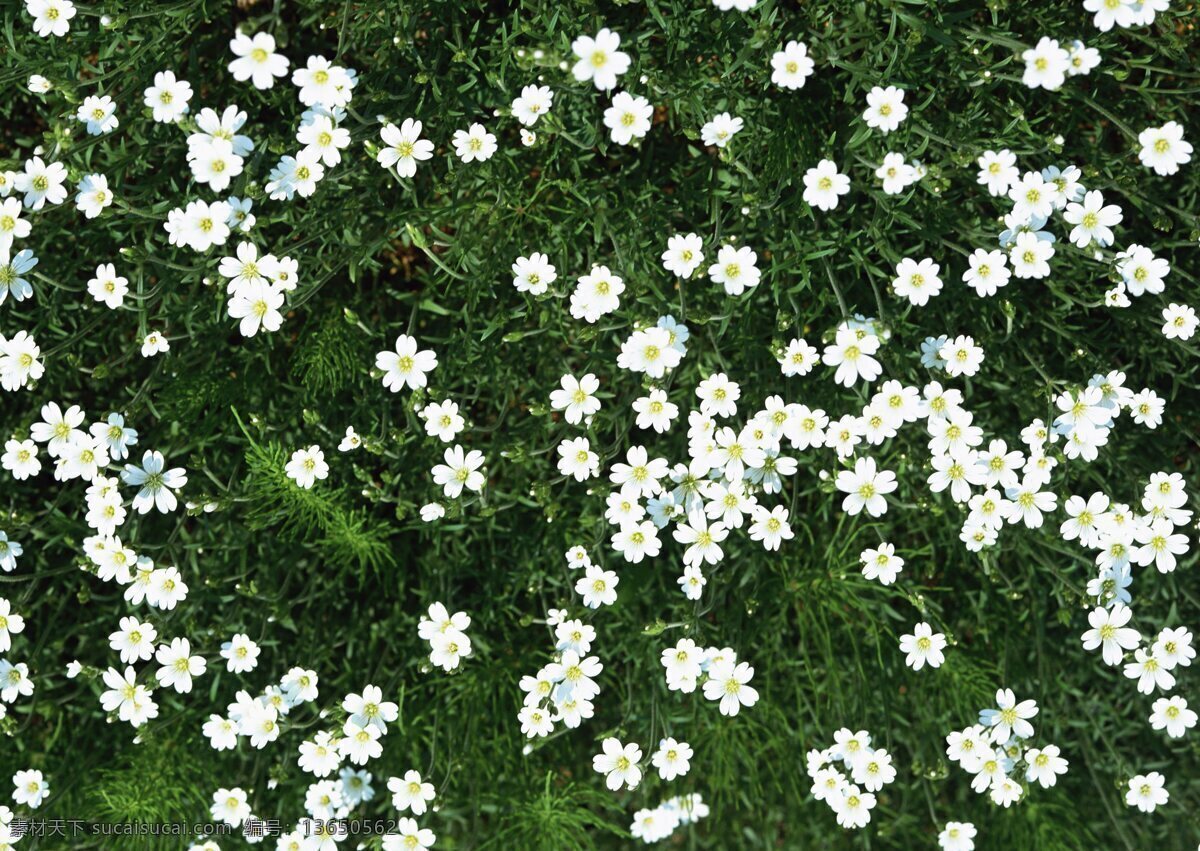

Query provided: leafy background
[1,0,1198,848]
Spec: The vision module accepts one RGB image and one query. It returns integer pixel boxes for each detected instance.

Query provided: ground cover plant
[0,0,1198,848]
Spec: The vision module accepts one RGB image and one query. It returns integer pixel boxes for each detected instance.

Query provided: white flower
[2,438,40,480]
[378,119,435,177]
[707,245,760,296]
[429,628,471,670]
[575,563,618,608]
[571,28,630,91]
[1128,0,1170,26]
[862,86,907,133]
[603,91,653,145]
[452,123,498,162]
[835,456,897,517]
[343,684,399,732]
[0,247,36,305]
[962,248,1010,297]
[140,331,169,358]
[822,327,882,387]
[1062,189,1122,248]
[662,232,705,278]
[1002,478,1057,528]
[229,31,290,89]
[851,748,897,792]
[26,0,76,37]
[802,159,850,211]
[618,327,681,377]
[382,820,435,851]
[285,445,329,490]
[188,106,255,157]
[227,280,285,337]
[899,623,946,670]
[100,665,157,726]
[202,714,238,750]
[1125,772,1168,812]
[1009,231,1054,279]
[420,400,465,442]
[226,196,255,232]
[979,687,1038,740]
[221,633,261,674]
[592,737,642,790]
[14,157,68,210]
[771,40,815,90]
[703,660,759,716]
[876,152,917,195]
[651,738,693,780]
[297,114,351,167]
[1084,0,1137,31]
[0,658,31,702]
[1137,122,1191,176]
[1149,696,1197,738]
[512,252,557,294]
[611,520,661,564]
[673,514,729,566]
[831,783,876,828]
[376,334,438,391]
[938,821,976,851]
[121,450,187,513]
[700,112,743,148]
[1116,244,1169,296]
[549,373,601,424]
[745,504,791,550]
[388,770,436,815]
[0,328,43,388]
[1161,303,1197,340]
[0,600,26,653]
[511,84,553,126]
[565,547,592,570]
[1067,40,1101,75]
[1021,38,1070,91]
[431,445,486,498]
[892,257,942,306]
[570,265,624,322]
[77,95,119,135]
[291,55,355,108]
[557,437,599,481]
[695,372,741,418]
[109,615,157,664]
[143,70,193,123]
[0,197,33,254]
[1008,171,1055,222]
[211,787,251,826]
[977,149,1019,196]
[163,199,232,252]
[861,543,903,585]
[658,315,689,354]
[12,769,48,808]
[155,637,206,693]
[219,241,279,295]
[264,149,325,199]
[940,335,984,378]
[87,262,129,308]
[779,338,819,376]
[1124,647,1175,694]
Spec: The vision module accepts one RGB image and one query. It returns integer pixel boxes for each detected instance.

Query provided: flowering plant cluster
[1,0,1197,849]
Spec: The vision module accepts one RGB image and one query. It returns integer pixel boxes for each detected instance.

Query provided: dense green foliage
[1,0,1198,848]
